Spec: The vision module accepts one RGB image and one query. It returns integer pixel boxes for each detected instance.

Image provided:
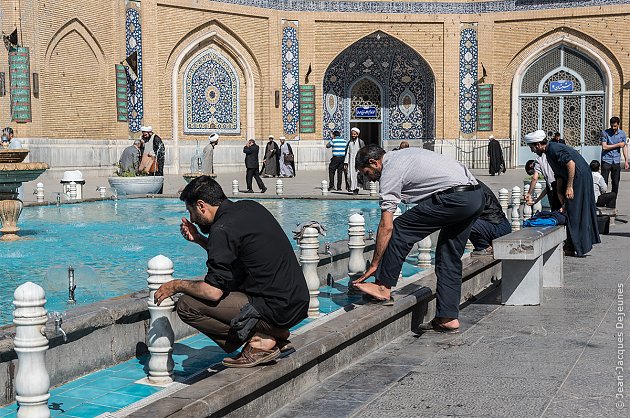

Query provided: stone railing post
[499,188,509,218]
[275,179,283,195]
[146,255,175,385]
[369,181,378,197]
[348,214,366,277]
[533,183,543,213]
[13,282,50,418]
[299,227,320,318]
[68,181,77,200]
[321,180,328,196]
[511,186,521,231]
[35,183,45,203]
[97,186,107,198]
[232,180,239,195]
[416,235,432,268]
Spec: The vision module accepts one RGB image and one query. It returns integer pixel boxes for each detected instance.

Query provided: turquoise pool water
[0,198,383,324]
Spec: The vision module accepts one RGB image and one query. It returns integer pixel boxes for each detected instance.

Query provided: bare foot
[435,317,459,330]
[247,332,277,350]
[354,282,391,300]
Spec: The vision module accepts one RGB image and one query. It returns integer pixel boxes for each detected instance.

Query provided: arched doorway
[517,45,606,164]
[323,32,435,147]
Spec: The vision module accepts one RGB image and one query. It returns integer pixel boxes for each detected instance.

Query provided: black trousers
[596,191,617,208]
[377,187,484,319]
[469,218,511,251]
[601,162,621,195]
[328,156,345,189]
[246,168,265,191]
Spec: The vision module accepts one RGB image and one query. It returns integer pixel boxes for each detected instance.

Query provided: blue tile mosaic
[184,49,240,134]
[282,21,300,139]
[125,4,144,133]
[323,32,434,142]
[205,0,630,14]
[61,402,116,417]
[459,25,478,135]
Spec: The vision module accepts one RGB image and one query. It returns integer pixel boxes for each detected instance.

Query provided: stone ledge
[125,256,500,417]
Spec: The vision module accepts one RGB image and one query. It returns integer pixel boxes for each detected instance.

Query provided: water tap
[52,312,67,342]
[367,229,374,240]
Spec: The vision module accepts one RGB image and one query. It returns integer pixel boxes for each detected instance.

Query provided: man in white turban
[525,129,600,256]
[344,127,365,194]
[202,133,219,174]
[140,125,166,179]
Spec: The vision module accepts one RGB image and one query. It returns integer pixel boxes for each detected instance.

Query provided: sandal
[418,318,459,334]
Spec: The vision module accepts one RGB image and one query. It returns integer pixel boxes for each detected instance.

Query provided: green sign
[115,64,128,122]
[477,84,493,132]
[299,85,315,134]
[8,47,31,123]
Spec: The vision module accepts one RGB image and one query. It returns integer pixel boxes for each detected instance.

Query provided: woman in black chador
[487,135,506,176]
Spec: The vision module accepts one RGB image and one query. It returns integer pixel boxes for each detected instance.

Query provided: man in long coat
[262,135,280,177]
[525,129,600,257]
[344,127,365,194]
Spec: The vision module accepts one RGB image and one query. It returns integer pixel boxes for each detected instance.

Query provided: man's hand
[353,264,378,285]
[180,217,200,242]
[565,186,574,200]
[154,280,179,306]
[625,160,629,170]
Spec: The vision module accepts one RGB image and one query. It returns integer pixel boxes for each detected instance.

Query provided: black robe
[545,142,600,256]
[487,139,505,175]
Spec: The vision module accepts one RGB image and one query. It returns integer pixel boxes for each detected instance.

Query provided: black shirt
[478,181,508,225]
[204,199,309,327]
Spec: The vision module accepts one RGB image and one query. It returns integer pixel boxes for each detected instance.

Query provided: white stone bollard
[523,198,532,221]
[511,186,521,231]
[416,235,432,268]
[499,188,509,219]
[348,214,366,277]
[13,282,50,418]
[35,183,45,203]
[275,179,283,195]
[321,180,328,196]
[299,227,320,318]
[232,180,239,195]
[369,181,378,197]
[533,183,543,213]
[146,255,175,385]
[68,182,77,200]
[97,186,107,198]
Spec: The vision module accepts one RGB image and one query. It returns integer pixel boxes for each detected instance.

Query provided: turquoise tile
[91,393,143,409]
[0,406,17,417]
[0,411,16,418]
[107,361,138,372]
[48,396,86,414]
[59,386,109,400]
[113,383,161,398]
[84,377,135,391]
[62,402,116,417]
[52,376,92,394]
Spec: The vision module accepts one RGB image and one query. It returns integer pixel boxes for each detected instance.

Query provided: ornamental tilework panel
[184,49,240,134]
[459,25,478,135]
[322,32,434,141]
[282,21,299,139]
[125,6,143,133]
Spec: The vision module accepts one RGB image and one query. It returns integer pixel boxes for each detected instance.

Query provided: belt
[439,184,481,194]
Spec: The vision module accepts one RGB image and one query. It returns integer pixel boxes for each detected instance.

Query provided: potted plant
[107,163,164,196]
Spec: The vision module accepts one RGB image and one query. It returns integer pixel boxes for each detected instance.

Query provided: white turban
[279,136,286,140]
[268,135,274,139]
[208,133,219,143]
[525,130,546,144]
[351,127,360,134]
[140,126,153,133]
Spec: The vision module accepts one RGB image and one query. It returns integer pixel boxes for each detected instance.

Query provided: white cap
[489,135,495,140]
[268,134,274,139]
[140,126,153,133]
[351,127,360,134]
[279,136,286,140]
[208,133,219,143]
[525,130,546,144]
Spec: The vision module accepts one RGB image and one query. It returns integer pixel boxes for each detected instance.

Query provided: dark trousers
[177,292,289,353]
[601,162,621,195]
[328,156,345,189]
[469,218,511,251]
[246,167,265,191]
[596,191,617,208]
[377,188,484,318]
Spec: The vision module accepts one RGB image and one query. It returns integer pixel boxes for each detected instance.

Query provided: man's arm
[353,210,394,283]
[154,279,223,306]
[624,142,629,170]
[525,171,540,202]
[565,161,576,200]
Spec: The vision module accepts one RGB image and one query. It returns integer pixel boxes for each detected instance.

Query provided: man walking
[243,139,267,193]
[526,129,600,257]
[344,127,365,194]
[352,146,484,333]
[154,176,308,367]
[600,116,627,196]
[326,130,347,191]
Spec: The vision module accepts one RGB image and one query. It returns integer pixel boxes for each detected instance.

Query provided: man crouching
[154,176,308,367]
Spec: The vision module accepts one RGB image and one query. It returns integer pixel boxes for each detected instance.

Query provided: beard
[535,149,544,156]
[198,223,212,234]
[366,169,381,182]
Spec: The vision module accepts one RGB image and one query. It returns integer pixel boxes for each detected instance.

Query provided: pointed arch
[45,18,105,65]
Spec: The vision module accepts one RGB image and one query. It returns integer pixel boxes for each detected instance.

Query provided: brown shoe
[222,344,281,368]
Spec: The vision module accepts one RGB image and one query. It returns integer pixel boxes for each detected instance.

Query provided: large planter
[108,176,164,195]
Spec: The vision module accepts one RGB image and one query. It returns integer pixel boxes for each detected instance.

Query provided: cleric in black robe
[525,130,600,257]
[487,135,505,176]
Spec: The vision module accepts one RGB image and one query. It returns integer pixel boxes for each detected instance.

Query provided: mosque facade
[0,0,629,173]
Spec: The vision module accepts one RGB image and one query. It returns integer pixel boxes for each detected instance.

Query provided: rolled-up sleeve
[204,225,239,290]
[379,171,402,213]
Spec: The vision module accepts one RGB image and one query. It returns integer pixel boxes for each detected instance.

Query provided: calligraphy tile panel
[282,21,300,139]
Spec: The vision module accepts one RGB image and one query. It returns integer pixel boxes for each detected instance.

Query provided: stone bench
[493,226,566,305]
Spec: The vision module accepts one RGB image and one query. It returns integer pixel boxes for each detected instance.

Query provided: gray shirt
[119,145,140,173]
[379,148,477,213]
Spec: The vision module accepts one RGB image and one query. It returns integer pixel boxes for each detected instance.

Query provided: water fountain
[182,136,218,184]
[0,149,48,240]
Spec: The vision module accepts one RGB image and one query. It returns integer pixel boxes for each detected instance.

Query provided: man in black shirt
[469,181,511,256]
[154,176,308,367]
